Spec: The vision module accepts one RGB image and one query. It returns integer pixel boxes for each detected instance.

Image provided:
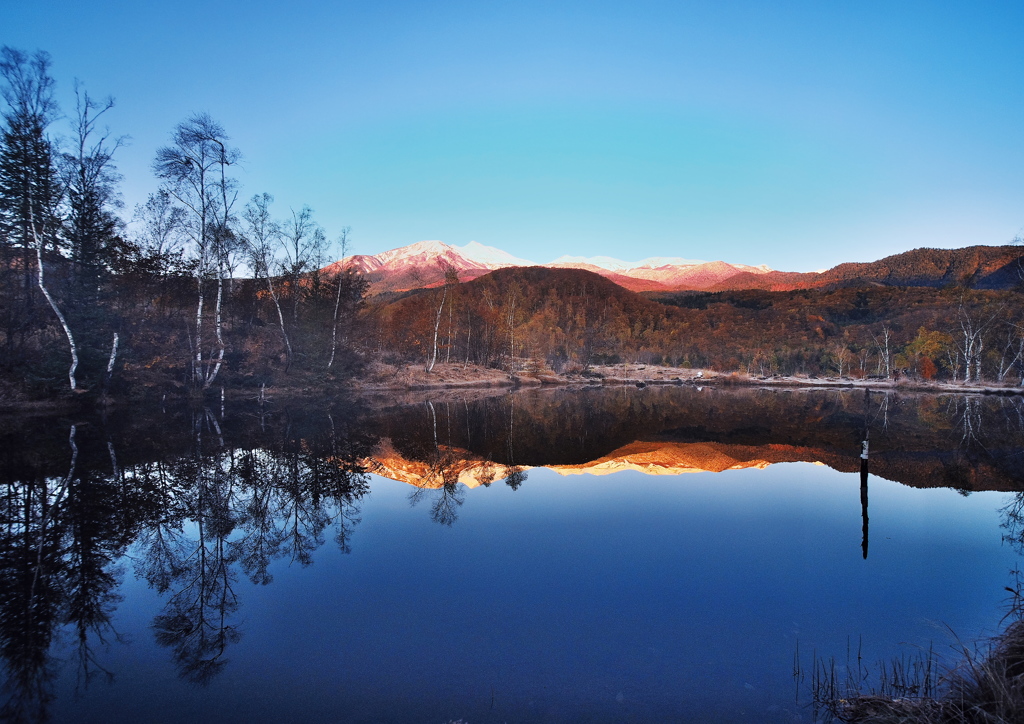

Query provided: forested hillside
[814,245,1024,290]
[371,267,1024,383]
[371,267,671,370]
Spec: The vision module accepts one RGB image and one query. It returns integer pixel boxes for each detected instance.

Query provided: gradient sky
[5,0,1023,271]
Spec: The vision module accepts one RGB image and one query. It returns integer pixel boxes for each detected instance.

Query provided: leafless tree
[30,201,78,390]
[505,282,521,374]
[828,341,852,378]
[279,205,326,327]
[153,113,239,389]
[242,193,292,371]
[995,321,1024,383]
[871,327,893,379]
[954,298,999,382]
[327,227,364,371]
[130,189,186,274]
[426,263,458,372]
[59,84,125,281]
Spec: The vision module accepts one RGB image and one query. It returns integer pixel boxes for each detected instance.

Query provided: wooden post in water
[860,387,870,560]
[860,438,869,560]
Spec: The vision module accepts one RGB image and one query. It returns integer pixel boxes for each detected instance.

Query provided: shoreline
[2,362,1022,414]
[351,362,1024,396]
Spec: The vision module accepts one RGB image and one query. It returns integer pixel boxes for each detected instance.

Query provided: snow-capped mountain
[547,254,773,290]
[370,240,534,269]
[322,240,537,294]
[324,240,776,295]
[548,254,708,271]
[458,241,536,267]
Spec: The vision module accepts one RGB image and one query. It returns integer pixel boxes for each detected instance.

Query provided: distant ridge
[547,254,709,271]
[813,245,1024,290]
[323,241,1024,295]
[701,245,1024,292]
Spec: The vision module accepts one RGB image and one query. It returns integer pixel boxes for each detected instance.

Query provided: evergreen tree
[0,47,61,252]
[0,47,61,372]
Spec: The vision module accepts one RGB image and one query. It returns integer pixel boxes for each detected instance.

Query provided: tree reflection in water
[403,396,530,525]
[143,409,244,685]
[0,424,138,723]
[137,407,372,684]
[1001,493,1024,556]
[0,404,373,719]
[406,401,467,526]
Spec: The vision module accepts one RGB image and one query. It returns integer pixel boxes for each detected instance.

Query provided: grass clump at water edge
[801,601,1024,722]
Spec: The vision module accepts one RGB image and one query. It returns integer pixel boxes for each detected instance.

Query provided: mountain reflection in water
[0,386,1022,722]
[363,387,1024,492]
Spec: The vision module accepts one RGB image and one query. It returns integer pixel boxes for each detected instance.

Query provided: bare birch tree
[426,264,458,373]
[327,227,366,371]
[153,114,238,389]
[505,282,521,375]
[995,321,1024,383]
[279,205,326,328]
[30,202,77,390]
[242,193,292,371]
[954,298,998,382]
[871,327,892,379]
[828,341,852,378]
[60,84,124,286]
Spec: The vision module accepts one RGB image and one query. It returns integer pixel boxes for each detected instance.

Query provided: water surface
[2,386,1022,723]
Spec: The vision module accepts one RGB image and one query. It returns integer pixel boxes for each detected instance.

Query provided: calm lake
[2,386,1023,723]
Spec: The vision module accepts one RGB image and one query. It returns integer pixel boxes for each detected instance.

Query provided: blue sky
[5,0,1023,271]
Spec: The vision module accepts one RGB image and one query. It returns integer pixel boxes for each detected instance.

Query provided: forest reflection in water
[0,385,1023,722]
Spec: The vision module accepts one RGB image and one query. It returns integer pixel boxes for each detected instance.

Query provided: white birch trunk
[194,278,205,386]
[269,275,293,372]
[427,285,447,373]
[106,332,119,375]
[29,207,79,391]
[35,245,79,391]
[204,271,225,388]
[328,270,342,370]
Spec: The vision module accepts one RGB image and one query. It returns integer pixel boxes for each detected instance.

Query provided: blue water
[50,462,1018,724]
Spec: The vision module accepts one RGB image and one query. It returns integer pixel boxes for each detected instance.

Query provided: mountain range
[324,240,775,294]
[323,240,1024,295]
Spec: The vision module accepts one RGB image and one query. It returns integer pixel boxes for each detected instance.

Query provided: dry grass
[809,621,1024,723]
[352,360,713,390]
[357,361,512,389]
[940,620,1024,723]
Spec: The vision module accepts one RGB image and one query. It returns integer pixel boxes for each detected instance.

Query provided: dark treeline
[0,47,367,403]
[371,266,1024,382]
